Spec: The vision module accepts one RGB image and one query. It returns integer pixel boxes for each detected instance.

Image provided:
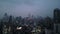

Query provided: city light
[17,27,22,30]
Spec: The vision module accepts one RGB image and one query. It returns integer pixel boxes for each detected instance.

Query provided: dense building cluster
[0,8,60,34]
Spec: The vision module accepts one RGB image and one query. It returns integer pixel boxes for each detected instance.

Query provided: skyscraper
[54,8,60,34]
[54,8,60,23]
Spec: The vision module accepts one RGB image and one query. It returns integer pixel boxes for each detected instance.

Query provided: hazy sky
[0,0,60,18]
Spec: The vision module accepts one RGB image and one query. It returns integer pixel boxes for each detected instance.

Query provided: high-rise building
[54,8,60,23]
[54,8,60,34]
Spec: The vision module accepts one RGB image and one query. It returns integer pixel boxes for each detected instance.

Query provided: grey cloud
[0,0,60,18]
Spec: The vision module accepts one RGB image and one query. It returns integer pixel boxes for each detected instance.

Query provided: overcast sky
[0,0,60,18]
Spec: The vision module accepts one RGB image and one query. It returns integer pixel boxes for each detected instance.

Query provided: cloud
[0,0,60,18]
